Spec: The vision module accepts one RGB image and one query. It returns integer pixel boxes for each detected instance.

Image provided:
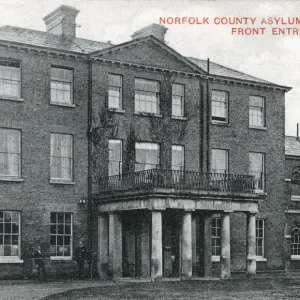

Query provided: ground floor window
[0,211,20,258]
[256,219,264,257]
[50,212,72,258]
[211,217,221,258]
[291,227,300,258]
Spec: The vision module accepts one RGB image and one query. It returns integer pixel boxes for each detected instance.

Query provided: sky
[0,0,299,136]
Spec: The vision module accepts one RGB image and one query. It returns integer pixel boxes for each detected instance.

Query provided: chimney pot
[43,5,79,38]
[131,23,168,42]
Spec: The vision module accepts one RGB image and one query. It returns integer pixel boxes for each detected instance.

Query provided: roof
[187,57,273,85]
[285,136,300,156]
[0,26,111,54]
[0,25,292,90]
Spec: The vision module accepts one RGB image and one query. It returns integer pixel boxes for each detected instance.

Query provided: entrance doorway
[163,210,181,278]
[122,210,149,278]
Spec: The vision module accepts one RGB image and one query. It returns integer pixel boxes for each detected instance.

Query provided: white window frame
[50,212,73,261]
[0,59,21,100]
[211,217,221,261]
[211,90,228,123]
[135,78,160,115]
[50,67,73,106]
[211,149,228,174]
[50,133,74,184]
[108,74,122,110]
[108,139,122,176]
[291,227,300,260]
[256,219,265,258]
[249,152,265,192]
[0,128,21,180]
[249,95,265,127]
[0,211,23,263]
[135,142,159,172]
[172,145,184,171]
[172,83,184,117]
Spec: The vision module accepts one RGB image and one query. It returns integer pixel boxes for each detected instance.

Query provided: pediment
[91,37,205,74]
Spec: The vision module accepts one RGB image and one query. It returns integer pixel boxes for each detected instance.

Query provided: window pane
[0,62,20,98]
[135,142,159,171]
[249,152,264,190]
[172,145,184,171]
[50,134,73,180]
[51,67,73,104]
[108,140,122,176]
[50,212,72,257]
[249,96,265,126]
[212,149,228,173]
[212,90,228,122]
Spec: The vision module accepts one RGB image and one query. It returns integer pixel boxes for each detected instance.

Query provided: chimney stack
[43,5,79,39]
[131,23,168,42]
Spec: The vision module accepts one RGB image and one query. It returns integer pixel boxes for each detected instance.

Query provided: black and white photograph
[0,0,300,299]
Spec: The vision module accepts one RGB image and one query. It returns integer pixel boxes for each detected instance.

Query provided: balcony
[98,169,255,196]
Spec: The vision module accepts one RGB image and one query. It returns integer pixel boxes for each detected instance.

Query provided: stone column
[246,213,257,277]
[108,213,122,279]
[151,211,163,281]
[221,212,231,279]
[98,213,109,279]
[181,211,192,279]
[204,214,212,277]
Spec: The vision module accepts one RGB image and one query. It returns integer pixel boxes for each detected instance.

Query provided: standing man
[74,240,88,279]
[33,245,46,282]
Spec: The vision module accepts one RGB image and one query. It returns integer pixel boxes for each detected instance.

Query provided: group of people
[33,241,89,282]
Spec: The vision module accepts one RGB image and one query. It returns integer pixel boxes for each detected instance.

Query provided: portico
[95,170,260,280]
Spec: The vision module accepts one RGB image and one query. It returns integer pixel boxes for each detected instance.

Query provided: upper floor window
[108,74,122,110]
[0,59,21,99]
[50,133,73,182]
[135,78,160,114]
[256,219,265,257]
[108,140,122,176]
[211,90,228,123]
[135,142,159,172]
[51,67,73,105]
[0,211,21,259]
[50,212,72,258]
[172,145,184,171]
[291,227,300,257]
[172,83,184,117]
[0,128,21,178]
[211,149,228,174]
[249,152,265,192]
[249,95,265,127]
[212,217,221,257]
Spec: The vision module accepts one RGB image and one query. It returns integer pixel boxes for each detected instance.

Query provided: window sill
[50,179,75,185]
[291,255,300,260]
[108,108,125,114]
[211,121,230,127]
[256,257,267,262]
[212,256,220,262]
[50,256,72,261]
[255,190,266,195]
[291,195,300,201]
[0,177,23,182]
[134,111,162,118]
[249,125,267,131]
[0,95,23,102]
[0,257,23,264]
[50,101,76,108]
[171,116,188,121]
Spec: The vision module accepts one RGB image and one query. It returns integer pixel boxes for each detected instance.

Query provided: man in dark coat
[74,240,88,279]
[33,245,46,282]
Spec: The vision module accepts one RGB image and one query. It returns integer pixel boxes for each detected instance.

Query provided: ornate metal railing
[99,169,255,194]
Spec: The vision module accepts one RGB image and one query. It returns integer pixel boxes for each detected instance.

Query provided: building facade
[0,5,293,280]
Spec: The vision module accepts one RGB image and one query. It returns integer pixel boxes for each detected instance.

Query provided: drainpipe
[87,57,93,276]
[206,58,210,173]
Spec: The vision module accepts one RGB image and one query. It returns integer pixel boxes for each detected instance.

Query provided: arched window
[291,227,300,257]
[291,167,300,184]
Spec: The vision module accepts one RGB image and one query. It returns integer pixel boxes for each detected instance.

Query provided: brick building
[0,5,293,280]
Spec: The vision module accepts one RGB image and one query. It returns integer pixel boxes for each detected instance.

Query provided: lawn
[43,277,300,300]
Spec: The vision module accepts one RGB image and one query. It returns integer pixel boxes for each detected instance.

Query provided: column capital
[247,211,257,216]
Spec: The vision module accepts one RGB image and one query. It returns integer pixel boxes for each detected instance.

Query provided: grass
[42,277,300,300]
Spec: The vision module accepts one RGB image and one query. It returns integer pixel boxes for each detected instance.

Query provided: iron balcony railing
[99,169,255,194]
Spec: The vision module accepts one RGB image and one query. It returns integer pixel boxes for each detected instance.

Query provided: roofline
[0,38,293,91]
